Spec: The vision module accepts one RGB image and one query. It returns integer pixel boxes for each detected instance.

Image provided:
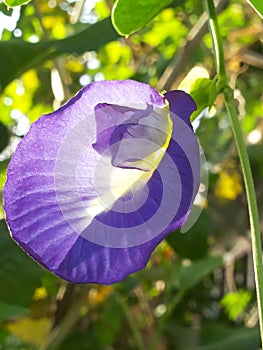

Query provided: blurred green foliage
[0,0,262,349]
[0,220,44,306]
[221,289,252,321]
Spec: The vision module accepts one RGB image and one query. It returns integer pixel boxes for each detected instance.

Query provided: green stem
[205,0,263,346]
[150,290,185,350]
[224,87,263,335]
[161,289,185,325]
[116,294,146,350]
[40,285,90,350]
[204,0,227,89]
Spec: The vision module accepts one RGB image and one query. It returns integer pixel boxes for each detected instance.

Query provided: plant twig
[204,0,263,346]
[70,0,85,24]
[51,283,75,329]
[116,293,146,350]
[33,0,71,103]
[157,0,229,91]
[40,285,90,350]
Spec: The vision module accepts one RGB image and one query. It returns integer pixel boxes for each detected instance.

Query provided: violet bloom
[3,80,200,284]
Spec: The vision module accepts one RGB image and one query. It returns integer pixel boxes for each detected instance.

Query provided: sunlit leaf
[2,70,40,120]
[178,66,209,92]
[99,41,133,79]
[246,0,263,18]
[65,58,84,73]
[43,16,66,40]
[139,8,187,62]
[7,317,51,346]
[0,18,119,91]
[189,78,214,121]
[3,0,31,7]
[221,290,252,320]
[95,0,111,19]
[112,0,177,36]
[177,68,217,120]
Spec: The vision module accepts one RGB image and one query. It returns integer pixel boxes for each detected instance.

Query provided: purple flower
[3,80,200,284]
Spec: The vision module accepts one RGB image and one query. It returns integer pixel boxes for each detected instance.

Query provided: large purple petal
[3,80,199,284]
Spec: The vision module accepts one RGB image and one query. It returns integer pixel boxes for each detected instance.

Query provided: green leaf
[246,0,263,18]
[178,256,223,291]
[0,161,9,211]
[3,0,31,7]
[221,290,252,321]
[112,0,174,36]
[0,40,51,92]
[166,210,211,260]
[0,303,27,323]
[52,17,119,55]
[190,78,214,121]
[192,325,259,350]
[248,144,263,177]
[0,17,119,91]
[0,2,13,15]
[0,220,44,306]
[0,122,10,153]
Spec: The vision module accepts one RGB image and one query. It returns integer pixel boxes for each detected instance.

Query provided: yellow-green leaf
[3,0,31,8]
[246,0,263,18]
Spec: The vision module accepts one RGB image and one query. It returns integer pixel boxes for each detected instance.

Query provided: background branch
[157,0,229,91]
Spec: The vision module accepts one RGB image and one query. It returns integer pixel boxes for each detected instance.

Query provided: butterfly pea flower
[3,80,200,284]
